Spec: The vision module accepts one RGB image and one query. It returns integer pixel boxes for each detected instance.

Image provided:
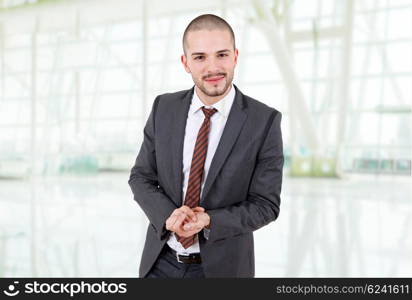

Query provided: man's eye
[218,53,228,57]
[194,56,204,60]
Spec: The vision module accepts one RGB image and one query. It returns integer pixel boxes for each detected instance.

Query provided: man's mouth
[204,75,225,84]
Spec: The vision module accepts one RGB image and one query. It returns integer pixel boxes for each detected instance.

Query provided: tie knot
[201,107,218,119]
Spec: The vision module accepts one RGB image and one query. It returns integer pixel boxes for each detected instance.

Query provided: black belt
[165,245,202,264]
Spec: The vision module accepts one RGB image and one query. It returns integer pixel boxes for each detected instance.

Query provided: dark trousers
[144,245,205,278]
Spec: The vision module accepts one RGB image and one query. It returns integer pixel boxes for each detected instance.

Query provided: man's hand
[182,207,210,231]
[165,206,210,238]
[165,205,197,233]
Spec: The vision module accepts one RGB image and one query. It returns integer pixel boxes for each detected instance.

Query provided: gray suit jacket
[128,84,284,278]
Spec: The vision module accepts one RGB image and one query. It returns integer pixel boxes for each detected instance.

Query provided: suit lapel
[171,87,193,205]
[200,85,247,204]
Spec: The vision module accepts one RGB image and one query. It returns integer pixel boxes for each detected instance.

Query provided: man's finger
[166,210,184,230]
[166,213,181,230]
[171,210,184,218]
[183,215,193,224]
[183,223,194,231]
[183,220,203,231]
[179,225,201,236]
[165,215,176,230]
[171,212,187,231]
[180,205,197,222]
[192,207,205,213]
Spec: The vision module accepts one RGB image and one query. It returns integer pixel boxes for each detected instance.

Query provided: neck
[195,85,232,106]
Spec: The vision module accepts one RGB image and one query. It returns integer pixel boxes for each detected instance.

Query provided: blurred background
[0,0,411,277]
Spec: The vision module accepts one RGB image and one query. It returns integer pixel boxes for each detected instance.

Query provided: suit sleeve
[128,96,177,240]
[206,111,284,242]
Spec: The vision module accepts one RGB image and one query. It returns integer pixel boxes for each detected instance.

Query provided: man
[128,14,283,278]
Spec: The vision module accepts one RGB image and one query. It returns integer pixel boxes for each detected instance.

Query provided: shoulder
[237,88,281,119]
[155,88,192,105]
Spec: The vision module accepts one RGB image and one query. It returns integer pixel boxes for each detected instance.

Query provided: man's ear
[181,54,191,73]
[234,48,239,65]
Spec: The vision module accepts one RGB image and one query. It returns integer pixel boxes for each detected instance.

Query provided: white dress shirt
[166,84,236,255]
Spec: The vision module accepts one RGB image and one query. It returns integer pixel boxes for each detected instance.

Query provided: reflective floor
[0,173,411,277]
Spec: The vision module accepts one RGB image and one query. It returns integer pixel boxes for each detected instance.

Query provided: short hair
[182,14,236,54]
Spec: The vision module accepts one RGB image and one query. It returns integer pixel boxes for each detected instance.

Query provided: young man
[129,14,284,278]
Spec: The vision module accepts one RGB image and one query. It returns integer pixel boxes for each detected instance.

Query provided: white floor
[0,172,411,277]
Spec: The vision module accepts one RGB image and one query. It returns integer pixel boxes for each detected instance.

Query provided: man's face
[181,29,238,98]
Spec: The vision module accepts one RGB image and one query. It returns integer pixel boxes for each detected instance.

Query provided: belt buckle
[176,252,184,263]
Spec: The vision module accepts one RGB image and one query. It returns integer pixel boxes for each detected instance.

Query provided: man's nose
[205,57,220,74]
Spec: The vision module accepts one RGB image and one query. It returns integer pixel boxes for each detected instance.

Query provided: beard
[194,71,233,97]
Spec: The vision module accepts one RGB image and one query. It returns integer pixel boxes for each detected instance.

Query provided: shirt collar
[190,84,235,118]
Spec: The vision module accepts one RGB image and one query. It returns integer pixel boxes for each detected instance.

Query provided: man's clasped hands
[165,205,210,238]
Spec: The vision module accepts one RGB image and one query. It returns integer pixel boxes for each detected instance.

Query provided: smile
[205,76,224,83]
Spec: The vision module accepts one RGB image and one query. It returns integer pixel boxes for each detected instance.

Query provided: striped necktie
[177,106,218,249]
